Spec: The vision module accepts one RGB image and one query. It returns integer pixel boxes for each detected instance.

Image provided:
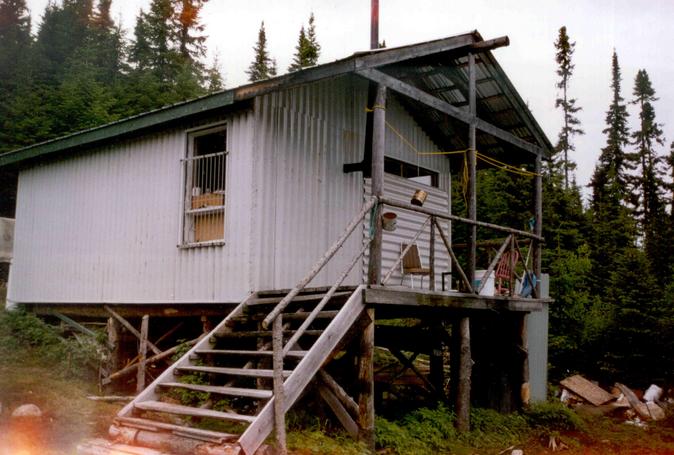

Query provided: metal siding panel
[252,77,366,291]
[9,110,254,304]
[528,274,549,402]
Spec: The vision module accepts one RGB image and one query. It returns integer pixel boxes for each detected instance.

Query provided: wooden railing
[258,197,377,452]
[378,196,542,298]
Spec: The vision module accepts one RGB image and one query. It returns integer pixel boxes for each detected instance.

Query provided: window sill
[178,240,226,249]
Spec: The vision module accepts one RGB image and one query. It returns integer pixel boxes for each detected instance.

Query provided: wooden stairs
[78,285,367,455]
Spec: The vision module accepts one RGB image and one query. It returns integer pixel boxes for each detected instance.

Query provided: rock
[512,450,524,455]
[11,403,42,419]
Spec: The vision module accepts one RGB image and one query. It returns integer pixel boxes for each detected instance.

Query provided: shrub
[524,401,585,433]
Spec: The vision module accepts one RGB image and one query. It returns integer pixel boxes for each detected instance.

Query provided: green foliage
[0,309,103,379]
[288,13,320,72]
[524,401,584,433]
[247,21,277,82]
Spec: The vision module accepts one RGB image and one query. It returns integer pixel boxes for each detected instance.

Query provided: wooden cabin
[0,31,552,455]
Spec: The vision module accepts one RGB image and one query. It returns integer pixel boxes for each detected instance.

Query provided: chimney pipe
[370,0,379,49]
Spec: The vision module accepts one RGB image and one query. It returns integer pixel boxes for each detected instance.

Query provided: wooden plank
[212,329,323,339]
[356,68,543,156]
[467,51,477,290]
[561,375,614,407]
[177,366,292,378]
[429,218,436,291]
[136,315,149,393]
[116,293,258,418]
[272,315,287,454]
[77,438,171,455]
[104,306,161,356]
[364,286,545,312]
[456,316,471,431]
[615,383,651,420]
[49,310,99,339]
[318,370,359,419]
[157,382,273,400]
[381,216,431,285]
[238,286,366,455]
[134,401,255,424]
[318,386,359,439]
[195,349,307,358]
[245,292,351,306]
[534,155,543,297]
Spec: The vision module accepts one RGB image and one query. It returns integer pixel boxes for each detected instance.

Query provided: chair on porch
[494,250,520,295]
[400,243,432,289]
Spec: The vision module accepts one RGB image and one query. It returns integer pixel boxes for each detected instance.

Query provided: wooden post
[457,52,477,433]
[107,317,121,374]
[272,315,287,454]
[370,0,379,50]
[429,217,436,291]
[518,314,530,407]
[360,85,385,451]
[136,315,149,394]
[509,235,516,297]
[533,155,542,296]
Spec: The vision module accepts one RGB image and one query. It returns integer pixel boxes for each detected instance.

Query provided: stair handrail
[282,238,372,356]
[262,197,377,329]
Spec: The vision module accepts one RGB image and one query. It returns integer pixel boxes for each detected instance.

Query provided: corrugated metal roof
[0,30,551,168]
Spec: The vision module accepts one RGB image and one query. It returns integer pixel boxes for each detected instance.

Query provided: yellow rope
[365,106,541,177]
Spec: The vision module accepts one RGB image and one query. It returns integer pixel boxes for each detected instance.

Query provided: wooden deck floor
[365,285,547,313]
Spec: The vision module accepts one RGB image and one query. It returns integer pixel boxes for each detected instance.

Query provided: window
[384,157,439,187]
[181,125,227,246]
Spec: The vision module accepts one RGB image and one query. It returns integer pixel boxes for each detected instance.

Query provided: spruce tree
[175,0,207,63]
[247,21,276,82]
[552,26,584,189]
[588,51,634,289]
[627,69,667,280]
[288,13,320,72]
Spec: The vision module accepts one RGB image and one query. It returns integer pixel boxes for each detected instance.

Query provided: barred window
[181,125,227,247]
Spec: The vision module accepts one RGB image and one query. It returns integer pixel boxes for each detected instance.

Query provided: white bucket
[382,212,397,232]
[473,270,495,296]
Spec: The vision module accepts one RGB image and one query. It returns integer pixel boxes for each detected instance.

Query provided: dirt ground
[2,360,674,454]
[0,362,122,455]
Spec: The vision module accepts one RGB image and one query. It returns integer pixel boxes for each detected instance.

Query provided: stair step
[134,400,255,424]
[212,329,323,339]
[114,416,238,443]
[256,285,356,297]
[158,382,273,399]
[231,310,339,322]
[196,349,307,358]
[177,365,292,378]
[246,291,351,306]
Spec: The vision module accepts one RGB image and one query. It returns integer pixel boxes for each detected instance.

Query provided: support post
[107,317,121,374]
[429,217,436,291]
[136,315,149,394]
[457,52,476,433]
[360,84,385,451]
[272,315,287,454]
[533,155,542,297]
[370,0,379,50]
[518,314,530,407]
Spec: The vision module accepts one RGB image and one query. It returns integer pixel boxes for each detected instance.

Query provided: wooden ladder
[79,285,366,455]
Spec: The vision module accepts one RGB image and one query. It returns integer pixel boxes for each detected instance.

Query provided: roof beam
[353,35,508,71]
[356,68,543,156]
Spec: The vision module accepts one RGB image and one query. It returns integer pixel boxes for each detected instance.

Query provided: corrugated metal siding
[251,76,451,290]
[363,176,450,288]
[250,77,365,290]
[8,110,255,304]
[528,273,549,402]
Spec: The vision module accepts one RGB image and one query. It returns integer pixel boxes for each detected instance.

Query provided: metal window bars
[182,151,227,245]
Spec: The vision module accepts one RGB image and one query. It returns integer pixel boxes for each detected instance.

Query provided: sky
[25,0,674,196]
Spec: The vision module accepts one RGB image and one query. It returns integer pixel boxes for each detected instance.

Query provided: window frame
[179,122,228,248]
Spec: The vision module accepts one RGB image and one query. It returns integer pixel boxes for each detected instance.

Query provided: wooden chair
[495,250,520,295]
[401,243,432,289]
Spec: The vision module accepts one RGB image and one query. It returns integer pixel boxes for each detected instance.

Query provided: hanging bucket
[382,212,398,232]
[411,189,428,207]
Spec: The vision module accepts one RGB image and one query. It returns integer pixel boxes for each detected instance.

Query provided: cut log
[560,375,613,406]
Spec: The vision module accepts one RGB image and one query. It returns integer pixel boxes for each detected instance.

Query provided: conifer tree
[552,26,584,189]
[247,21,276,81]
[288,13,320,72]
[175,0,207,63]
[627,69,667,280]
[589,51,634,288]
